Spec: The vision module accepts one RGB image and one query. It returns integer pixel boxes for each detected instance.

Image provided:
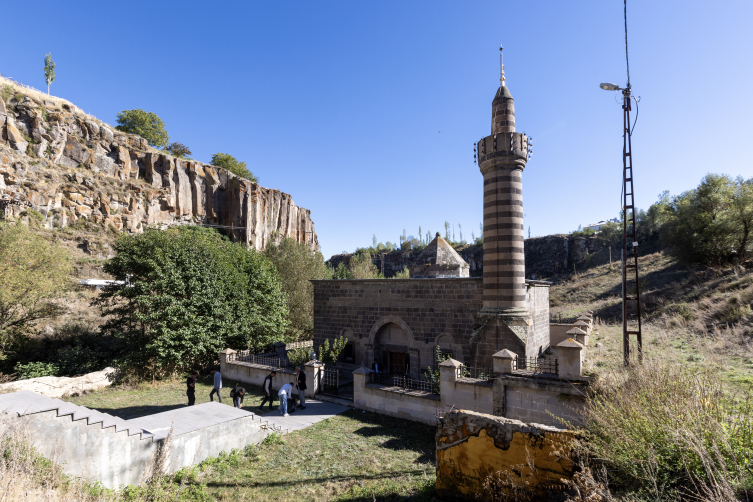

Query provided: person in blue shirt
[209,369,223,403]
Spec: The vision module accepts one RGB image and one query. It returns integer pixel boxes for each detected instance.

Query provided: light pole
[600,82,642,366]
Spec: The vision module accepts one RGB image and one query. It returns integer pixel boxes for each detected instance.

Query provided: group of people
[185,366,307,417]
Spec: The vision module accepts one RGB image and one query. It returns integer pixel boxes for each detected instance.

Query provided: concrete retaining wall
[353,368,439,425]
[493,375,587,428]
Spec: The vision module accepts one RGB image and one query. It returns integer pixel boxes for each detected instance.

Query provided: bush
[94,226,288,377]
[115,109,169,148]
[210,153,258,183]
[14,361,59,379]
[575,360,753,499]
[164,142,191,159]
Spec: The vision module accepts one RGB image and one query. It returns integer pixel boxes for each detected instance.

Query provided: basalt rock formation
[0,78,318,251]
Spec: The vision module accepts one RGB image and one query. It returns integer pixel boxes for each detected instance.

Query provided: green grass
[64,379,437,501]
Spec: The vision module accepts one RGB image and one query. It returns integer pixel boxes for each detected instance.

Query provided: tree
[95,226,288,376]
[264,237,329,341]
[165,142,192,159]
[349,252,381,279]
[0,223,72,368]
[43,53,56,95]
[730,176,753,262]
[444,221,450,240]
[210,153,258,183]
[115,109,169,148]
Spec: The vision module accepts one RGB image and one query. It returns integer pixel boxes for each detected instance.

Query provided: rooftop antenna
[599,0,642,367]
[499,45,506,87]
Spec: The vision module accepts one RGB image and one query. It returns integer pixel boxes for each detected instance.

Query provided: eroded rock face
[0,85,318,251]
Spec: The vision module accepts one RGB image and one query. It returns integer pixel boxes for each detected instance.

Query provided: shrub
[164,142,191,159]
[210,153,258,183]
[287,347,312,368]
[575,360,753,499]
[115,109,169,148]
[14,361,59,379]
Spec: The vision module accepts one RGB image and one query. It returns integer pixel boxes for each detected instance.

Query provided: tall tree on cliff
[210,153,259,184]
[115,109,169,149]
[43,53,55,95]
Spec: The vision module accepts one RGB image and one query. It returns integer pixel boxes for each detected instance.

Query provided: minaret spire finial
[499,45,505,87]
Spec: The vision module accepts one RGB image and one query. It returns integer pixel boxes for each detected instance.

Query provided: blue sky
[2,1,752,259]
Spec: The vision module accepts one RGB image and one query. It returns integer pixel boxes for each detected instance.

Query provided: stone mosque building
[313,49,550,377]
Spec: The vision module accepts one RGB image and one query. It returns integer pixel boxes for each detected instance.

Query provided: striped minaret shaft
[478,48,528,311]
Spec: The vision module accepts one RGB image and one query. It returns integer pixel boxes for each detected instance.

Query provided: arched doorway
[375,322,411,377]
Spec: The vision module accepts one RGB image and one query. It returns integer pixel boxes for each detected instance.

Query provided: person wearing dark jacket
[295,367,307,409]
[372,359,381,374]
[230,383,246,409]
[258,370,276,411]
[186,370,198,406]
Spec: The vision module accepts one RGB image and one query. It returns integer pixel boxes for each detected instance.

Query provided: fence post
[220,348,236,375]
[304,359,323,394]
[439,358,461,407]
[493,349,516,375]
[352,367,370,408]
[556,339,584,379]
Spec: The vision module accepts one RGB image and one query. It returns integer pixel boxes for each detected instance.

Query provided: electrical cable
[630,96,639,135]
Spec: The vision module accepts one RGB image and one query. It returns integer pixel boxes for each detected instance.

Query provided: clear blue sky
[3,1,752,259]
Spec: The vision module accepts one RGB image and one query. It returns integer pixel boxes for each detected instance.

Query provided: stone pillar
[439,358,462,408]
[557,339,584,380]
[352,367,370,408]
[304,360,323,395]
[219,348,235,375]
[493,349,516,374]
[566,327,587,345]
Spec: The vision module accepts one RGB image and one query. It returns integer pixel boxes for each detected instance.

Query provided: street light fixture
[600,82,622,91]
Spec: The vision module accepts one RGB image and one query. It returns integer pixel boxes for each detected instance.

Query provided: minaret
[476,47,531,354]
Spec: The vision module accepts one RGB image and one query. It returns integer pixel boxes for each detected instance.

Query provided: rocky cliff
[0,77,318,251]
[327,235,614,280]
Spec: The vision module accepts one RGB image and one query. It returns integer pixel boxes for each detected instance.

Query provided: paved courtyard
[260,398,350,433]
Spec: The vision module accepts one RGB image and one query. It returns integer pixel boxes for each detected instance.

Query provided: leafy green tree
[0,223,72,367]
[330,262,352,279]
[210,153,259,183]
[349,252,382,279]
[264,237,329,341]
[115,109,169,148]
[95,227,288,376]
[43,53,56,95]
[165,142,192,159]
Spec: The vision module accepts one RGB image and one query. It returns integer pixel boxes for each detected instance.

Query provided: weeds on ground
[572,359,753,501]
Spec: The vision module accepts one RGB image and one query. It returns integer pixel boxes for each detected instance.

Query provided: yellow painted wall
[436,411,574,499]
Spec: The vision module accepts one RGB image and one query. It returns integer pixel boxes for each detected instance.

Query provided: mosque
[312,49,550,377]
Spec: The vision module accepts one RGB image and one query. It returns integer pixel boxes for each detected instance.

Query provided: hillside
[551,252,753,388]
[0,76,318,252]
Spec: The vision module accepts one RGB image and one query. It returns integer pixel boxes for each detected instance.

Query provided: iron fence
[514,357,558,375]
[456,366,493,380]
[230,352,284,368]
[369,372,435,394]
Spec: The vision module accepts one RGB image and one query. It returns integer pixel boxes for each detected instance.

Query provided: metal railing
[456,366,493,381]
[229,352,284,368]
[514,357,558,375]
[369,372,435,394]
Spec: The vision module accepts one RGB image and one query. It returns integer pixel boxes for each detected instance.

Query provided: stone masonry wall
[0,78,317,251]
[313,278,549,372]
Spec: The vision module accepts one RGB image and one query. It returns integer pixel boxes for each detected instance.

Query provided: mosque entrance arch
[373,321,412,377]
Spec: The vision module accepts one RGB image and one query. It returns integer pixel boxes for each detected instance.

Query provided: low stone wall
[0,367,118,398]
[353,368,439,425]
[493,374,587,428]
[436,409,574,500]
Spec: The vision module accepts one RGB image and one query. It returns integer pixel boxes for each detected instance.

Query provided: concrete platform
[260,398,350,433]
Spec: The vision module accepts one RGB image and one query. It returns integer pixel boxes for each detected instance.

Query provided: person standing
[259,370,276,411]
[278,382,294,416]
[209,369,223,403]
[186,370,198,406]
[295,367,307,410]
[372,358,381,374]
[231,383,246,409]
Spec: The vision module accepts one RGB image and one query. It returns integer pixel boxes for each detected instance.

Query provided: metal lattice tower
[621,85,642,365]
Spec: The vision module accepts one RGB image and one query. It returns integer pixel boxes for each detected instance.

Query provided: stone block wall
[493,374,587,428]
[435,409,574,500]
[353,369,439,425]
[312,278,550,372]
